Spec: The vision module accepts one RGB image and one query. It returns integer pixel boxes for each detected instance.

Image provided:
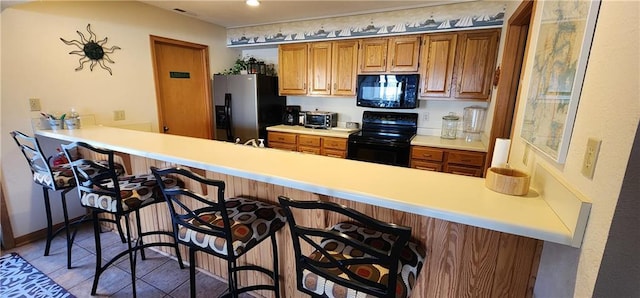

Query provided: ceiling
[139,0,476,28]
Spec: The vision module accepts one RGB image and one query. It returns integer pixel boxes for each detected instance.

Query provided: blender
[463,106,486,142]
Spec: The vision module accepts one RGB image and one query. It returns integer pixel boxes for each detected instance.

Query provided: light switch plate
[113,110,125,121]
[581,138,601,179]
[29,98,41,111]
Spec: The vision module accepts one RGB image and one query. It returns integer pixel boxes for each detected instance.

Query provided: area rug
[0,252,75,298]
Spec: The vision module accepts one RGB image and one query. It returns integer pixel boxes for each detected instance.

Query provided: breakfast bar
[36,125,591,297]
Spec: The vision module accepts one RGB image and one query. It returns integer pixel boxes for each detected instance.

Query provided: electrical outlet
[29,98,41,111]
[581,138,601,179]
[422,112,429,121]
[113,110,125,121]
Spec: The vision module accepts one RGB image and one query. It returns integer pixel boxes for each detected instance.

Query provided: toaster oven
[304,111,338,129]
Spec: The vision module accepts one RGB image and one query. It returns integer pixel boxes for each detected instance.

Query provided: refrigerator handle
[224,93,233,141]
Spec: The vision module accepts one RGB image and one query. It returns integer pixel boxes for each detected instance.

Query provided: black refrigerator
[213,74,285,143]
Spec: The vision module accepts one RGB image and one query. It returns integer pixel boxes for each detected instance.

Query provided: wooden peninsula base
[103,153,541,298]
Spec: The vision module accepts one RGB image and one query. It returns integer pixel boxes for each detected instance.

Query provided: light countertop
[36,126,589,247]
[411,135,487,152]
[266,125,357,138]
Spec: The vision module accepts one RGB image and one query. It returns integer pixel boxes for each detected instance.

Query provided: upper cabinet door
[308,42,332,96]
[388,36,421,72]
[453,29,500,100]
[279,43,308,95]
[358,38,388,73]
[331,40,359,96]
[420,33,458,98]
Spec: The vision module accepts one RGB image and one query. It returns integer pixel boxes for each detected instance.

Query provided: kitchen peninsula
[36,125,590,297]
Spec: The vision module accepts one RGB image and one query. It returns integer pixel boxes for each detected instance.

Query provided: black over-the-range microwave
[356,74,419,109]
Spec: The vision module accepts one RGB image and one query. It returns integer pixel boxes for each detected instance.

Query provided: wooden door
[331,41,358,96]
[308,42,332,96]
[151,36,212,139]
[453,29,500,100]
[359,38,388,73]
[278,44,308,95]
[420,33,458,98]
[388,35,421,72]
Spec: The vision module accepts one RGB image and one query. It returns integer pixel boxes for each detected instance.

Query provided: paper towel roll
[491,138,511,168]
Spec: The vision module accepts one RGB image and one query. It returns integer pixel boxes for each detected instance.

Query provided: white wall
[0,1,238,238]
[507,1,639,297]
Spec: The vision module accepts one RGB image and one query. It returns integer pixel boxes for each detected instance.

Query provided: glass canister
[441,112,459,139]
[463,106,487,142]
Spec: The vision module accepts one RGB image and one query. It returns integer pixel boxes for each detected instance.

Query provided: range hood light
[246,0,260,7]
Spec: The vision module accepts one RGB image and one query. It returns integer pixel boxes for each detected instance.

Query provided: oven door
[347,139,411,167]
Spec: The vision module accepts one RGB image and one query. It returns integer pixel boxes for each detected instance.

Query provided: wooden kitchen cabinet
[444,149,486,177]
[411,145,486,177]
[268,131,347,158]
[307,42,332,95]
[453,29,500,100]
[278,43,308,95]
[419,33,458,98]
[331,41,359,96]
[410,146,444,172]
[359,36,421,73]
[267,131,297,151]
[418,29,500,101]
[358,38,388,73]
[308,41,358,96]
[387,36,421,72]
[321,137,347,158]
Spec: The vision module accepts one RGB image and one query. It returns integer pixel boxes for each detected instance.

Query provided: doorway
[150,36,213,139]
[485,0,534,172]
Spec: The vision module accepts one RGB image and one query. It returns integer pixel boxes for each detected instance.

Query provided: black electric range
[347,111,418,167]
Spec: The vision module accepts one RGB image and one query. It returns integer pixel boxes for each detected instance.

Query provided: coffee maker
[283,105,301,125]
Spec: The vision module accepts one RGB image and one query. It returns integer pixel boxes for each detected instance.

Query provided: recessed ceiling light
[246,0,260,7]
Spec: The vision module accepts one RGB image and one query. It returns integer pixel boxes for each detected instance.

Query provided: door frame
[485,0,534,173]
[150,35,213,138]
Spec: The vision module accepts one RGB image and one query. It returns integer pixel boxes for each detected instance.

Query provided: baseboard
[12,215,87,248]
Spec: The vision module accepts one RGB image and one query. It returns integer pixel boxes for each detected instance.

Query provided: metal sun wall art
[60,24,121,75]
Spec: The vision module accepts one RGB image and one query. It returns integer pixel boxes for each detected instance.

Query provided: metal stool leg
[189,248,196,298]
[42,187,54,256]
[90,211,102,295]
[270,233,281,298]
[60,189,74,269]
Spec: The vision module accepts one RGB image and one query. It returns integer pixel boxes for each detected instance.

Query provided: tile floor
[1,224,253,297]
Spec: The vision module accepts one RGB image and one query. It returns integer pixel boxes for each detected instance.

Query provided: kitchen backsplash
[286,95,488,137]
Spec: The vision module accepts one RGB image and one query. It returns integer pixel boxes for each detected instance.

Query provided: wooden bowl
[485,167,531,196]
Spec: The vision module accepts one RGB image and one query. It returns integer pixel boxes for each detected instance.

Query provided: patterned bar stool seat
[61,142,183,297]
[151,166,285,298]
[278,196,426,298]
[10,131,125,269]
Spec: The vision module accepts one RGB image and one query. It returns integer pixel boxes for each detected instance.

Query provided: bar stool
[278,196,426,298]
[10,131,125,269]
[151,166,285,298]
[61,142,184,297]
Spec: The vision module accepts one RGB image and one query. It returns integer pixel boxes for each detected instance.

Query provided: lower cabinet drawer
[447,151,485,167]
[268,132,297,144]
[444,164,484,177]
[298,145,321,155]
[323,137,347,151]
[299,134,321,147]
[411,147,444,162]
[411,160,443,172]
[269,142,297,151]
[322,148,346,158]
